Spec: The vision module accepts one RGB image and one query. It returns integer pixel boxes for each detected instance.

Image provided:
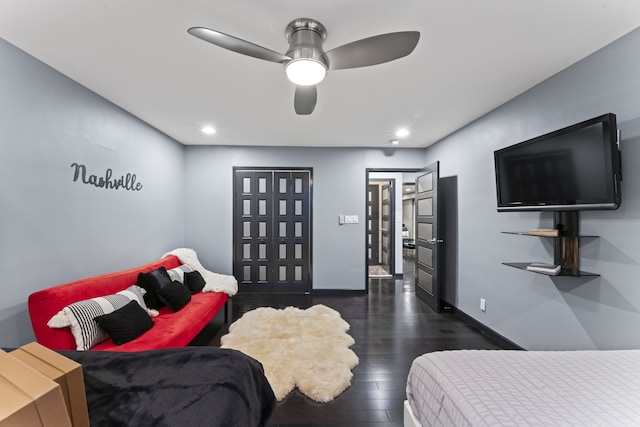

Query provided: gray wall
[425,28,640,350]
[4,26,640,352]
[0,39,186,347]
[184,146,426,290]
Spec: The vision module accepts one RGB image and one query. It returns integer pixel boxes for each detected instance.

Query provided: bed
[405,349,640,427]
[58,346,276,426]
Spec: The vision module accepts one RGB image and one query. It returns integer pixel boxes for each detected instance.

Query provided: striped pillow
[63,285,148,351]
[167,264,194,283]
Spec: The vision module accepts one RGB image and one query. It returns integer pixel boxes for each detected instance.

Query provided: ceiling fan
[187,18,420,115]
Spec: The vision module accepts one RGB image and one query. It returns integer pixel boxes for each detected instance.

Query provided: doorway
[365,168,442,310]
[233,168,312,293]
[367,179,395,277]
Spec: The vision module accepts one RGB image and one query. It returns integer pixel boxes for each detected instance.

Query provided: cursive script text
[71,163,143,191]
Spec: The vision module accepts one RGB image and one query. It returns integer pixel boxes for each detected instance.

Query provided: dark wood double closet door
[233,168,312,293]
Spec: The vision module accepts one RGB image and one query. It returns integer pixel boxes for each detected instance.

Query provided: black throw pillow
[184,270,206,294]
[137,267,172,309]
[94,301,154,345]
[158,281,192,312]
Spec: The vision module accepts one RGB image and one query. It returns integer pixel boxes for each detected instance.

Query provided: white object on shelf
[526,262,561,275]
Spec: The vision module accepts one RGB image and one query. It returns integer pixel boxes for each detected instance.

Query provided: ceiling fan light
[285,59,327,86]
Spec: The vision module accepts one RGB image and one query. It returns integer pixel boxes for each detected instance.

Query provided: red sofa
[28,255,229,351]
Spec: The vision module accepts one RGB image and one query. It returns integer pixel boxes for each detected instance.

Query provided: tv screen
[494,113,621,212]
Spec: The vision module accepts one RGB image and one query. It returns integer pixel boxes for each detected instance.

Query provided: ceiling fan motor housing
[284,18,329,71]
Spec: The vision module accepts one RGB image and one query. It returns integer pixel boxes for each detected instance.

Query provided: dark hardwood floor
[206,259,511,426]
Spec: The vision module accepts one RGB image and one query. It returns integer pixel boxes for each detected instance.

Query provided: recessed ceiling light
[390,139,400,146]
[201,126,216,135]
[395,128,410,138]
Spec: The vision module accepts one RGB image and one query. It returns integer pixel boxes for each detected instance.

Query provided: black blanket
[59,347,276,427]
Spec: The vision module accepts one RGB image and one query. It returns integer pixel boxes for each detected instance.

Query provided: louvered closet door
[234,169,311,293]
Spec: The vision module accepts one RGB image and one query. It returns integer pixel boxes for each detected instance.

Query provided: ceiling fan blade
[187,27,291,64]
[326,31,420,70]
[294,85,317,115]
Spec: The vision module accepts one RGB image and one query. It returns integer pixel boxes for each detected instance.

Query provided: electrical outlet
[480,298,486,312]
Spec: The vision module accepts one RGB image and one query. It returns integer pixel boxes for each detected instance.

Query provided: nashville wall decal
[71,163,143,191]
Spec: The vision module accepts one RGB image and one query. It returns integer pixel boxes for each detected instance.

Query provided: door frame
[232,166,313,294]
[365,168,428,293]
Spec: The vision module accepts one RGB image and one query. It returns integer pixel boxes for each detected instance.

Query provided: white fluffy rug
[220,304,359,403]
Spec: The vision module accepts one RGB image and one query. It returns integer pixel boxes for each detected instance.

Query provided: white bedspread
[406,349,640,426]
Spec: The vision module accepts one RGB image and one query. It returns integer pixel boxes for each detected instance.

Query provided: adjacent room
[2,1,640,426]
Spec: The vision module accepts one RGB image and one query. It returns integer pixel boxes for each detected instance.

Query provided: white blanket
[163,248,237,296]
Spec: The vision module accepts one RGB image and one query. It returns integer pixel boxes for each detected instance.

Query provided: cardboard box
[0,349,72,427]
[11,343,89,427]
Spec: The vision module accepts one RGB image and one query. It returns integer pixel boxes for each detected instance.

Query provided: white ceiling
[1,1,639,148]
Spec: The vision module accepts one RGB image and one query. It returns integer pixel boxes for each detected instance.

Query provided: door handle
[426,238,443,244]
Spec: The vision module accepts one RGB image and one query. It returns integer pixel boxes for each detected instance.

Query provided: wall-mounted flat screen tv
[494,113,621,212]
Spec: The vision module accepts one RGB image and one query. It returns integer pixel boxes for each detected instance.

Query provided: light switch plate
[344,215,359,224]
